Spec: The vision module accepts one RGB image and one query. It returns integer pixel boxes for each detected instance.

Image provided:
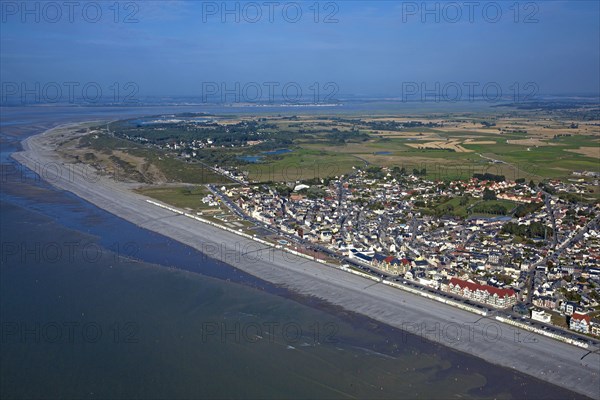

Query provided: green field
[470,199,518,216]
[78,134,231,184]
[243,148,363,182]
[418,196,518,218]
[461,135,600,179]
[80,113,599,186]
[134,186,213,210]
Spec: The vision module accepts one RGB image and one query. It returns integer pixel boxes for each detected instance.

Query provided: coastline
[11,122,600,399]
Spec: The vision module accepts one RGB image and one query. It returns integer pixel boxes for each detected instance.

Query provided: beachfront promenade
[11,125,600,399]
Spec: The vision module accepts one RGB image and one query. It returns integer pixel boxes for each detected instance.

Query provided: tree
[483,188,497,201]
[472,203,507,215]
[473,173,505,182]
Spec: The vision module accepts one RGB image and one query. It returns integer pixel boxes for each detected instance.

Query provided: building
[442,277,517,308]
[591,318,600,337]
[531,309,552,324]
[487,252,502,266]
[532,295,558,310]
[570,312,591,334]
[562,301,578,316]
[372,254,409,275]
[349,249,373,264]
[512,302,529,316]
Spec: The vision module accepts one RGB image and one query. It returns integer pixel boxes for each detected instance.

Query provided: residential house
[570,312,591,334]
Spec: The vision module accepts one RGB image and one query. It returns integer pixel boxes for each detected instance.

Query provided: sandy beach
[11,123,600,399]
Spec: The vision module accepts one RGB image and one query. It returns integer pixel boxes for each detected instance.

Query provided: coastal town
[5,1,600,398]
[87,113,600,343]
[11,115,600,399]
[207,165,600,339]
[65,114,600,346]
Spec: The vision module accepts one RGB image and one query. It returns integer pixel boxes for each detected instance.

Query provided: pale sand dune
[11,122,600,399]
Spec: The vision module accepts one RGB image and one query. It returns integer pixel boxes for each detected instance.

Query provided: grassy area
[422,197,518,218]
[432,196,478,218]
[250,133,598,182]
[550,311,568,328]
[78,134,230,184]
[299,128,598,182]
[148,155,230,184]
[301,137,540,182]
[470,199,518,216]
[244,148,361,182]
[135,186,213,210]
[87,113,599,185]
[462,135,600,179]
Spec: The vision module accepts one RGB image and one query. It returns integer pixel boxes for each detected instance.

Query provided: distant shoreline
[11,121,600,399]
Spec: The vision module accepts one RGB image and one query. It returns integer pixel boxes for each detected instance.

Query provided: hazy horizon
[1,1,599,104]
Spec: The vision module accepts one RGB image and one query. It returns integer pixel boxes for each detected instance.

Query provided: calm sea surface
[0,106,588,399]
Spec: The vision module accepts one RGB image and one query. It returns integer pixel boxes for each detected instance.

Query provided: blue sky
[1,1,599,99]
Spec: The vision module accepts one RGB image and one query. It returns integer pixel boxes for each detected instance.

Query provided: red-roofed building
[570,312,591,334]
[442,277,517,308]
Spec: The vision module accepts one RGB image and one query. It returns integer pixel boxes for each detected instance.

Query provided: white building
[531,309,551,324]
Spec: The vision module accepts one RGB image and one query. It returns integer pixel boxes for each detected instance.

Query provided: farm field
[70,108,599,186]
